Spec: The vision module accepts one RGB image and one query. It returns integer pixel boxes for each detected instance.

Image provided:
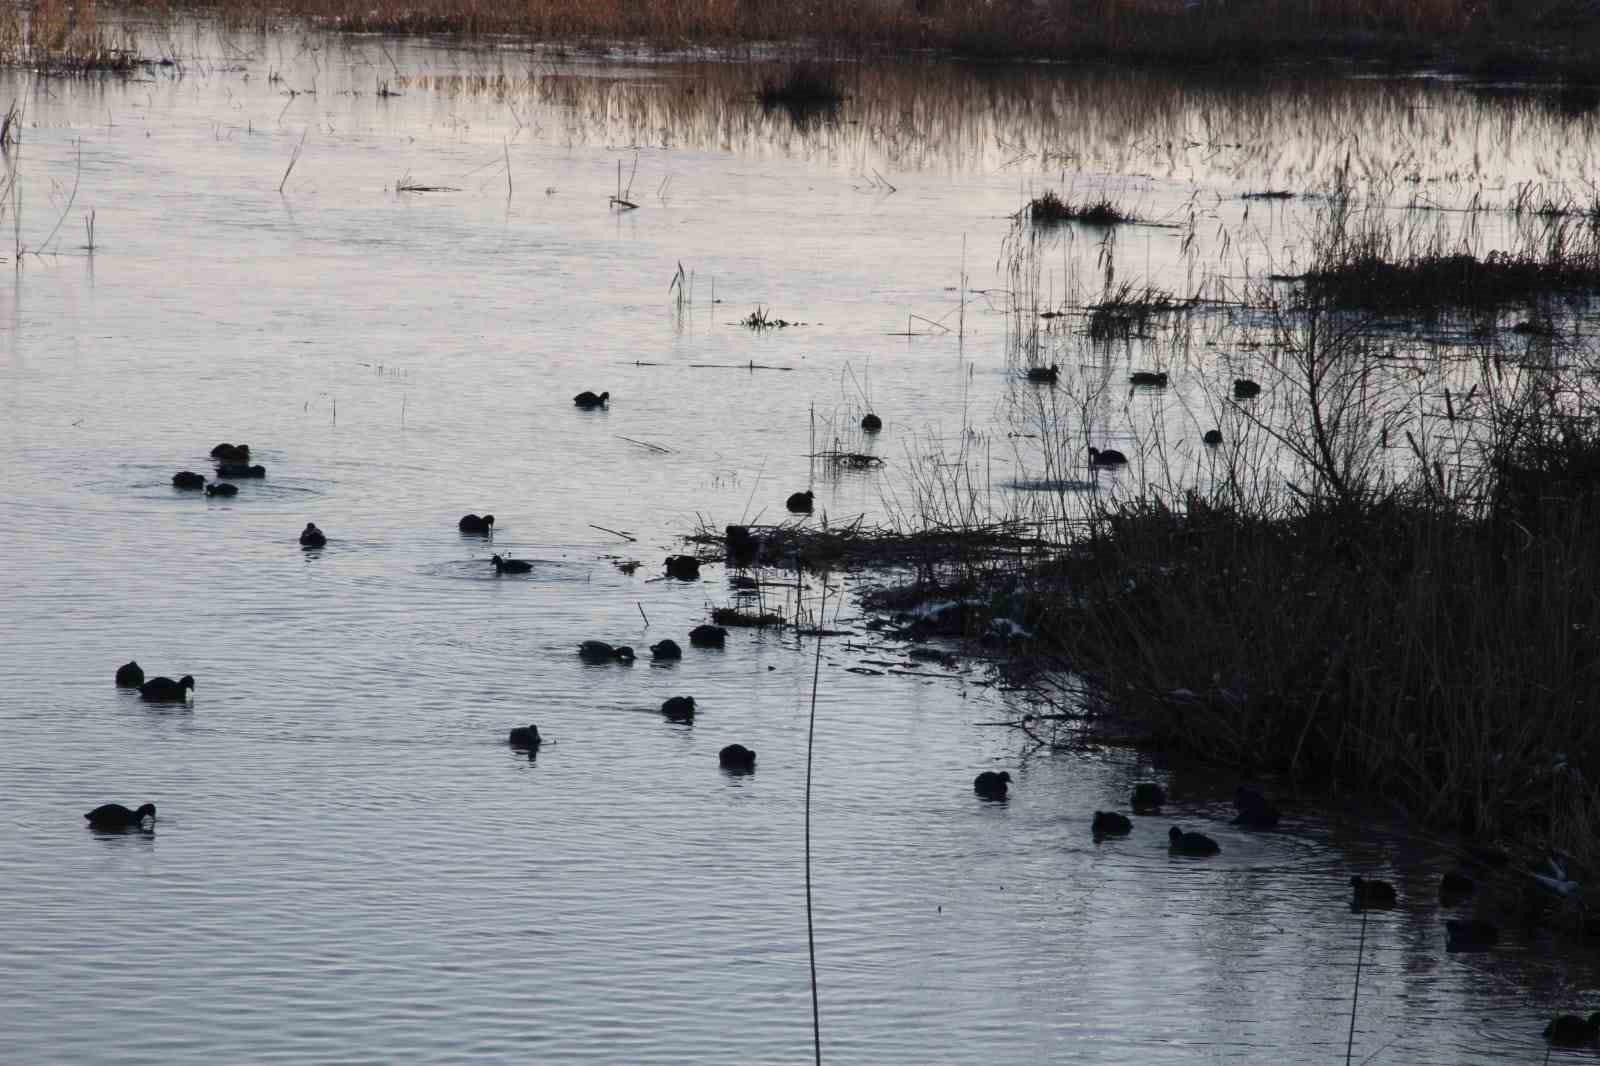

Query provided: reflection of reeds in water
[756,62,844,127]
[386,59,1600,208]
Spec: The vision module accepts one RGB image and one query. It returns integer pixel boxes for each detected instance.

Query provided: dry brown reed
[0,0,142,72]
[97,0,1600,71]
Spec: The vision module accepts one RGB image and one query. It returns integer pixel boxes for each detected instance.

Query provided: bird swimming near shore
[1233,379,1262,399]
[1088,446,1128,466]
[664,555,701,580]
[205,482,238,497]
[1025,365,1059,383]
[458,513,494,534]
[650,639,682,660]
[115,661,145,688]
[661,696,696,722]
[973,770,1011,800]
[508,724,542,750]
[1130,371,1168,387]
[689,625,727,648]
[1131,783,1166,812]
[861,413,883,432]
[720,743,756,773]
[1445,918,1499,951]
[1232,785,1281,828]
[216,463,266,478]
[492,554,532,574]
[1169,826,1220,856]
[573,391,609,409]
[84,802,156,831]
[1350,875,1397,910]
[139,675,194,702]
[578,641,633,663]
[1093,811,1132,836]
[210,443,250,461]
[786,490,814,514]
[300,523,327,548]
[1203,429,1223,446]
[172,471,205,489]
[1544,1013,1600,1047]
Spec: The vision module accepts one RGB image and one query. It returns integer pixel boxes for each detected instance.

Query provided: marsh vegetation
[6,19,1600,1062]
[837,174,1600,876]
[35,0,1598,76]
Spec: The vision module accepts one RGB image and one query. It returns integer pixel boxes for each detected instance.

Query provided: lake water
[2,24,1599,1062]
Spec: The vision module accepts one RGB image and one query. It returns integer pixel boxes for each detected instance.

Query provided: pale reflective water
[3,26,1600,1063]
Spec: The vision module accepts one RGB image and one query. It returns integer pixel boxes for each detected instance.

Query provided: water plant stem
[804,567,828,1066]
[1346,897,1368,1065]
[279,127,308,194]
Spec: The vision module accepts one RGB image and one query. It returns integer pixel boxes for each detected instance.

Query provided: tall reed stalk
[804,571,828,1065]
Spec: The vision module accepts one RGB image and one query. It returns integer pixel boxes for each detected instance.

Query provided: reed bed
[1298,174,1600,314]
[1086,283,1192,340]
[816,190,1600,867]
[0,0,142,73]
[94,0,1600,72]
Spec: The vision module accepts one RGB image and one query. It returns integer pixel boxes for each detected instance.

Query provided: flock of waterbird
[92,388,833,837]
[974,765,1600,1041]
[1023,366,1265,466]
[96,382,1598,1044]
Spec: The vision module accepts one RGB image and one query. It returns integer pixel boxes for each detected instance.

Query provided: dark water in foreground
[2,24,1599,1062]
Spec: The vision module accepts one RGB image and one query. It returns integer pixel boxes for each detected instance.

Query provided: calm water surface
[3,26,1599,1062]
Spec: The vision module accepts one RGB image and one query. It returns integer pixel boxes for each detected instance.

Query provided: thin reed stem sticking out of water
[809,403,816,486]
[37,140,82,256]
[610,158,638,211]
[1346,906,1367,1066]
[279,127,307,193]
[0,99,20,152]
[959,235,967,343]
[804,567,828,1066]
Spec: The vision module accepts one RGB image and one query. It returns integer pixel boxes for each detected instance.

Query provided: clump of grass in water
[1026,190,1132,226]
[814,450,884,470]
[740,306,800,330]
[711,606,786,628]
[1086,283,1191,341]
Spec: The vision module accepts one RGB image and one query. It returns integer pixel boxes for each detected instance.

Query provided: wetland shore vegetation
[710,194,1600,880]
[9,0,1600,77]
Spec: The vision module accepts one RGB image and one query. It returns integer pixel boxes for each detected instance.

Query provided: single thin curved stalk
[805,570,827,1066]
